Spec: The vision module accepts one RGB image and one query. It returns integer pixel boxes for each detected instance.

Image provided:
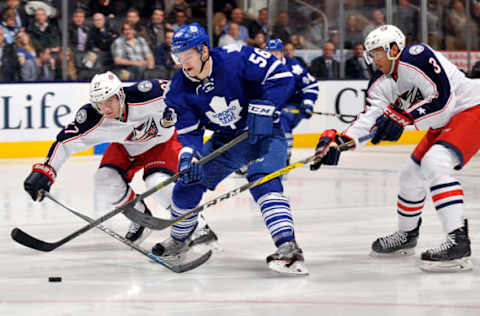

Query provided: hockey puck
[48,277,62,282]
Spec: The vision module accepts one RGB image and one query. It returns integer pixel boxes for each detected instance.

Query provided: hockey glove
[310,130,355,171]
[299,100,314,119]
[178,149,203,185]
[24,163,56,201]
[247,99,276,144]
[160,107,177,128]
[371,104,413,145]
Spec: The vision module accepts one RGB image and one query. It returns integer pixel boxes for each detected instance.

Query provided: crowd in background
[1,0,480,83]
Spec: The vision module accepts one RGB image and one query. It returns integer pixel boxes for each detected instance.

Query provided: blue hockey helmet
[172,23,210,55]
[266,38,284,52]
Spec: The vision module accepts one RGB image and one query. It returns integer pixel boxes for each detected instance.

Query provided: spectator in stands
[470,59,480,78]
[248,8,268,39]
[154,29,180,79]
[362,9,385,37]
[166,0,191,24]
[212,12,227,47]
[0,27,19,81]
[0,0,28,29]
[344,14,363,49]
[224,8,248,43]
[125,7,147,35]
[111,22,154,80]
[171,9,188,32]
[1,9,21,45]
[20,46,55,81]
[69,9,89,55]
[284,41,307,69]
[55,47,77,81]
[214,0,237,18]
[446,0,478,49]
[345,42,373,79]
[218,22,245,47]
[15,28,35,67]
[290,33,305,49]
[309,41,339,80]
[144,9,171,50]
[271,11,292,43]
[393,0,418,44]
[87,12,118,64]
[27,7,60,53]
[306,11,325,49]
[89,0,120,21]
[252,31,266,50]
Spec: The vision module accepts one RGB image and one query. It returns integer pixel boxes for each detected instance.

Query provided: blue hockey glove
[310,130,355,171]
[247,99,276,144]
[24,163,56,201]
[178,149,203,185]
[371,104,413,145]
[160,107,177,128]
[299,100,313,119]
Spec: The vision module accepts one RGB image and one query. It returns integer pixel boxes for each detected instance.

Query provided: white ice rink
[1,146,480,316]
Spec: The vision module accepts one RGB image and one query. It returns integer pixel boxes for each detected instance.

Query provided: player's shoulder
[285,56,305,75]
[165,72,193,106]
[367,70,387,91]
[400,43,435,66]
[74,104,102,126]
[124,79,166,104]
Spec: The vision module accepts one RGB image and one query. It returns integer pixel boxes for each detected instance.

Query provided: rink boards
[0,80,427,158]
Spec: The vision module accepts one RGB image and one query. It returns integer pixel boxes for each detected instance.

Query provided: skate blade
[268,260,309,276]
[130,228,152,246]
[369,248,415,257]
[419,257,473,272]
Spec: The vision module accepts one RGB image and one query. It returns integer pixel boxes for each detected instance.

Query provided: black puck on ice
[48,277,62,282]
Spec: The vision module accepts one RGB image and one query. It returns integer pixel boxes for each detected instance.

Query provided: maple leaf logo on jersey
[206,96,242,129]
[125,117,159,142]
[291,64,303,75]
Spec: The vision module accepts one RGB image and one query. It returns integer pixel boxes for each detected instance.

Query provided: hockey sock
[430,180,465,233]
[170,203,198,242]
[397,194,424,232]
[257,192,294,247]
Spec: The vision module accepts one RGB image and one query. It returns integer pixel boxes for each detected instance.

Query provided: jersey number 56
[248,48,271,68]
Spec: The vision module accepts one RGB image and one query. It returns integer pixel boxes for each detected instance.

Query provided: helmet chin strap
[386,46,400,75]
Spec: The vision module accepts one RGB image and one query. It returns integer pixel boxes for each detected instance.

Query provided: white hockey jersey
[344,44,480,142]
[45,80,174,172]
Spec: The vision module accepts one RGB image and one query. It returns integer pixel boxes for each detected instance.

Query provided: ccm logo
[248,104,275,116]
[385,108,410,126]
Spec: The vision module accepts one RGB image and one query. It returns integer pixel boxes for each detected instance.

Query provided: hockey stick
[41,192,211,272]
[11,131,249,252]
[124,134,373,230]
[283,108,357,119]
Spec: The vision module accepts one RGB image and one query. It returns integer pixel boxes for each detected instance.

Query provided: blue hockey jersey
[283,56,319,106]
[165,44,295,153]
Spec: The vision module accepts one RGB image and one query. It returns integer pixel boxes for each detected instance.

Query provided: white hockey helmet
[363,24,405,65]
[89,71,125,113]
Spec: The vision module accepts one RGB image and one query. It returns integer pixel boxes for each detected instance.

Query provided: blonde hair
[58,47,78,81]
[15,30,35,54]
[212,12,227,35]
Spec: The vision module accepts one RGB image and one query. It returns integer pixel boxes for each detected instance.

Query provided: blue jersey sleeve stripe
[177,122,200,134]
[264,72,293,83]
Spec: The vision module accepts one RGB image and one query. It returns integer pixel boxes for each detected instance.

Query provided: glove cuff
[384,105,413,127]
[32,163,56,185]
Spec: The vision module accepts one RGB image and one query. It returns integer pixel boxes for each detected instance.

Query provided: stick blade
[11,227,58,252]
[123,206,173,230]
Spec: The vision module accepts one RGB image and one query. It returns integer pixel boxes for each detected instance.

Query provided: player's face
[270,50,283,61]
[97,95,121,119]
[175,48,204,77]
[368,47,391,74]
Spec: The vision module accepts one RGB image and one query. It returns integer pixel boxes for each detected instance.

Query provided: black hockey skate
[266,240,309,276]
[420,219,472,272]
[371,218,421,256]
[125,202,152,244]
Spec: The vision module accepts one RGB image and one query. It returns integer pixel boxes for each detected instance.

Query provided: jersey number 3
[248,48,271,68]
[429,57,441,74]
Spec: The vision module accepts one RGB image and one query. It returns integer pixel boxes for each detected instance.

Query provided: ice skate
[266,240,309,276]
[125,203,152,244]
[419,220,472,272]
[152,237,189,258]
[370,218,421,257]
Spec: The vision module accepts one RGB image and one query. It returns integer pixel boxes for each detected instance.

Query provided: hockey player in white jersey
[23,71,217,246]
[310,25,480,272]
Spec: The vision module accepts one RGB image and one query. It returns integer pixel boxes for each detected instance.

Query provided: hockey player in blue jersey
[265,38,319,165]
[151,23,308,275]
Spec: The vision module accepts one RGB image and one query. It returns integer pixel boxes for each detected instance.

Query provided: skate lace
[427,235,456,254]
[379,231,408,249]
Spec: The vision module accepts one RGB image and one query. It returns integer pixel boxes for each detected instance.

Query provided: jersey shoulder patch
[57,104,102,141]
[124,80,164,104]
[400,43,434,66]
